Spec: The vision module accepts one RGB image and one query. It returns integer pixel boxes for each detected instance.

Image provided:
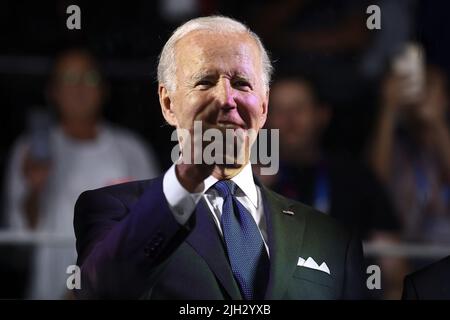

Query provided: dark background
[1,0,450,298]
[1,0,449,172]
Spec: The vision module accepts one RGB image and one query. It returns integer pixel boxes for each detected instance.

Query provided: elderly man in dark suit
[402,255,450,300]
[74,15,366,300]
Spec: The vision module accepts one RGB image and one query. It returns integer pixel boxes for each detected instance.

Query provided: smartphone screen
[27,108,52,162]
[392,42,426,99]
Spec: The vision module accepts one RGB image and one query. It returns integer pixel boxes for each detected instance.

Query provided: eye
[195,79,214,89]
[233,79,252,90]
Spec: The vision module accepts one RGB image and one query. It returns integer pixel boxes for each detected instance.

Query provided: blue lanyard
[414,161,450,209]
[314,163,330,214]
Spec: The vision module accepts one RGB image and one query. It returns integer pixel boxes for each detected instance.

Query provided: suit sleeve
[342,230,368,299]
[401,275,419,300]
[74,179,194,299]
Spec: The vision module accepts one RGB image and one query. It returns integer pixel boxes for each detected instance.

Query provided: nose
[215,78,237,110]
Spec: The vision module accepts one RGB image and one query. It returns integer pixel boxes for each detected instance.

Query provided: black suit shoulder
[74,177,160,264]
[83,178,156,205]
[74,177,367,299]
[402,256,450,300]
[89,178,351,240]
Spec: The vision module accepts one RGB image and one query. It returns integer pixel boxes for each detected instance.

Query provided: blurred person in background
[3,48,159,299]
[370,53,450,245]
[258,74,407,299]
[250,0,371,107]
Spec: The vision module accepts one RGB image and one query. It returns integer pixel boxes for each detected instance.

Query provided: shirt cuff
[163,164,203,225]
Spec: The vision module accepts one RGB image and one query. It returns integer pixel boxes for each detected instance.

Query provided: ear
[258,90,269,129]
[159,85,178,127]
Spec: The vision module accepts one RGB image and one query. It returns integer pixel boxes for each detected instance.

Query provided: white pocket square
[297,257,331,275]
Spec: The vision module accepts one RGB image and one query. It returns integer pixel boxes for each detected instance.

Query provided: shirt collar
[202,163,258,208]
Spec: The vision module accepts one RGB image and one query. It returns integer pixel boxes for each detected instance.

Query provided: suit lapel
[186,199,242,300]
[184,179,308,300]
[260,186,306,299]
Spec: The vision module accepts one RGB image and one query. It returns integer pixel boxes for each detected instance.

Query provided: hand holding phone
[23,108,52,192]
[391,43,426,106]
[27,108,52,162]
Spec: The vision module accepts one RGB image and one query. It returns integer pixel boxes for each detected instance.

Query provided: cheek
[56,86,100,106]
[269,116,280,128]
[55,86,74,101]
[270,114,288,128]
[173,93,215,126]
[86,87,102,103]
[78,88,102,110]
[237,94,265,125]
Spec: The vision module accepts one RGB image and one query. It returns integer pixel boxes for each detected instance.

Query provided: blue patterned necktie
[213,180,270,300]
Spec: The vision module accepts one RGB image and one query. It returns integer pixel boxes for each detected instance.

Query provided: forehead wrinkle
[189,69,254,87]
[191,69,216,80]
[176,32,262,86]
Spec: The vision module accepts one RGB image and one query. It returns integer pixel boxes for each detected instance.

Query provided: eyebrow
[234,73,252,81]
[190,71,216,83]
[190,71,252,83]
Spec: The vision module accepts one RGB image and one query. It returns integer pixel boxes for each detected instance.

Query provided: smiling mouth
[215,121,247,130]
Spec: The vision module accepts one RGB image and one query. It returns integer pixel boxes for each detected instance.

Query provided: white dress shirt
[163,163,269,254]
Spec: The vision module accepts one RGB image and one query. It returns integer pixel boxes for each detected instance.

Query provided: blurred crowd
[0,0,449,299]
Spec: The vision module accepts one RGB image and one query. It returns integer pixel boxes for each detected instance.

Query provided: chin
[213,162,247,180]
[220,162,244,169]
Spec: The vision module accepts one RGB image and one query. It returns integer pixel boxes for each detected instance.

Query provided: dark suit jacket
[402,256,450,300]
[74,175,366,299]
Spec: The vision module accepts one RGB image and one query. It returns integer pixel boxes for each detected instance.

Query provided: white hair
[157,15,273,92]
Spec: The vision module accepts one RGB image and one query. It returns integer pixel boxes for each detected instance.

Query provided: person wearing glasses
[3,48,159,299]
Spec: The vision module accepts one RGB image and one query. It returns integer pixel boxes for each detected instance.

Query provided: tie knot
[213,180,237,198]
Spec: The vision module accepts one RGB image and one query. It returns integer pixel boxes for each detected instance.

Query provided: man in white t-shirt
[3,48,159,299]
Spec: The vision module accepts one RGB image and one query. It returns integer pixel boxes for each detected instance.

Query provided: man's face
[160,31,269,152]
[269,80,329,153]
[50,52,103,122]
